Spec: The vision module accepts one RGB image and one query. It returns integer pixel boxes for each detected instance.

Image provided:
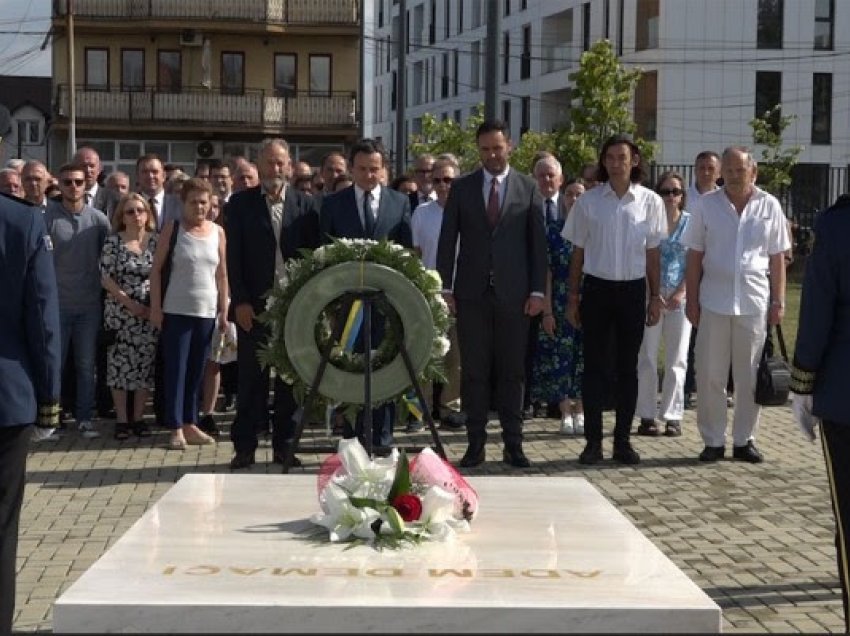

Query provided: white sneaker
[560,414,574,435]
[78,421,100,439]
[573,413,585,435]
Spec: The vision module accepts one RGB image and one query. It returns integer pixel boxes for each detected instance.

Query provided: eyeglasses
[658,188,683,197]
[62,178,85,186]
[124,208,147,216]
[432,177,455,185]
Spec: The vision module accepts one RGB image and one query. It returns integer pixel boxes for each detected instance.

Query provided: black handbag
[754,323,791,406]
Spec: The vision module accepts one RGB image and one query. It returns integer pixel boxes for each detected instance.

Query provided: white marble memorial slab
[54,475,721,633]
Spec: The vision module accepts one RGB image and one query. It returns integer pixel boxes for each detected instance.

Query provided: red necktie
[487,177,500,228]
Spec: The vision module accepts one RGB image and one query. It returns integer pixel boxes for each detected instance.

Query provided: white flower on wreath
[333,437,399,501]
[388,242,405,252]
[434,293,449,312]
[433,335,451,357]
[313,245,328,266]
[425,269,443,288]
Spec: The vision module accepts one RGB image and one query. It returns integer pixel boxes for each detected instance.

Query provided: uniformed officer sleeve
[790,215,837,394]
[23,213,62,422]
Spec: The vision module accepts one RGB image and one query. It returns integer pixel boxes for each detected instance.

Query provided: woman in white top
[150,178,229,450]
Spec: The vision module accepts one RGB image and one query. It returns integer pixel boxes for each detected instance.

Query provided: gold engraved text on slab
[162,566,602,579]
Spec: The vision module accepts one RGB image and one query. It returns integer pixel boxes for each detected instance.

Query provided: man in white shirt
[21,161,50,211]
[682,146,791,463]
[409,153,437,211]
[564,134,666,465]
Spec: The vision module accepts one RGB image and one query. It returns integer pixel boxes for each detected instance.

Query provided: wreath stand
[278,288,446,473]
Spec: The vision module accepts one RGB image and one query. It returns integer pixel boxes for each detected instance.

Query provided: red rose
[391,494,423,522]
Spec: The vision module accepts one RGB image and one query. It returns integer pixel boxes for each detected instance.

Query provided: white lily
[312,483,380,542]
[334,438,399,501]
[413,485,462,541]
[432,335,451,357]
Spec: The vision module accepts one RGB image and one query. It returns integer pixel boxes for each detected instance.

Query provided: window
[444,0,450,38]
[472,0,482,28]
[441,51,450,98]
[603,0,610,39]
[582,2,591,52]
[391,70,397,110]
[378,0,384,28]
[502,99,512,132]
[814,0,834,50]
[458,0,464,33]
[429,0,436,44]
[520,24,531,79]
[452,49,459,96]
[157,50,181,93]
[635,0,659,51]
[503,31,510,83]
[521,0,527,10]
[504,0,510,16]
[617,0,624,55]
[391,17,399,58]
[757,0,783,49]
[520,95,530,137]
[755,70,782,122]
[221,52,244,95]
[274,53,297,97]
[634,70,657,140]
[85,48,108,90]
[17,119,40,145]
[812,73,832,144]
[121,49,145,92]
[471,40,481,89]
[386,36,392,72]
[309,54,331,96]
[454,109,462,123]
[791,163,830,216]
[413,4,424,50]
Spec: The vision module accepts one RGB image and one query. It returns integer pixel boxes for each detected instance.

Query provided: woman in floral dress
[532,179,586,435]
[100,193,159,440]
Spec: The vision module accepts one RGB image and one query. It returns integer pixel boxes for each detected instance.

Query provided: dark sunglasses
[62,178,85,186]
[432,177,455,184]
[658,188,683,196]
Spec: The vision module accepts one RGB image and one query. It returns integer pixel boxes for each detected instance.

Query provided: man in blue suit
[790,193,850,632]
[226,138,320,470]
[0,192,62,634]
[320,138,413,452]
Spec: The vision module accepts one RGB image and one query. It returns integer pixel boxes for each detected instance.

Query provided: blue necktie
[363,190,375,237]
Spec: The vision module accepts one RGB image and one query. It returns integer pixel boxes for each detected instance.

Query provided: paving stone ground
[12,403,846,633]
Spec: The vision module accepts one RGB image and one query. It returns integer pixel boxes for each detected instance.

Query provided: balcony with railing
[55,85,358,131]
[53,0,359,25]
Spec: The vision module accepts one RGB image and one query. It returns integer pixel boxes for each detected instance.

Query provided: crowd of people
[0,122,793,471]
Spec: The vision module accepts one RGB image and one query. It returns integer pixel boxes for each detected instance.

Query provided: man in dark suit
[320,138,413,451]
[790,193,850,632]
[136,153,183,229]
[436,119,547,469]
[0,192,62,634]
[74,146,120,218]
[226,138,320,470]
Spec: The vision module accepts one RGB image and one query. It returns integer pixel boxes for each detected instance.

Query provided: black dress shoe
[732,441,763,463]
[230,451,256,470]
[503,446,531,468]
[272,452,303,468]
[459,442,485,468]
[699,445,725,462]
[198,414,221,438]
[612,441,641,465]
[579,440,603,465]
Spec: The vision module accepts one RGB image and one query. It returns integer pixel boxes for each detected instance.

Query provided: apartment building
[50,0,362,175]
[364,0,848,213]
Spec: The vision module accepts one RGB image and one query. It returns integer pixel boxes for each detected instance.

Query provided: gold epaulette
[37,402,61,427]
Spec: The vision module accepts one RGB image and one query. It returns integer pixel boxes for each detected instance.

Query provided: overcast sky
[0,0,52,77]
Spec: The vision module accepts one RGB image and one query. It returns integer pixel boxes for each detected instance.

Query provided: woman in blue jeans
[150,178,229,450]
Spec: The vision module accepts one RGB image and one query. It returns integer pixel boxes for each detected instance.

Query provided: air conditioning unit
[180,30,203,47]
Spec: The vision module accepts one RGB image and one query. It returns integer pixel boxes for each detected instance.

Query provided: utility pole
[67,0,77,160]
[484,0,500,121]
[394,0,407,177]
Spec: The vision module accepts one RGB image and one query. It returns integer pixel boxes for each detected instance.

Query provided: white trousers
[636,306,692,421]
[694,308,767,447]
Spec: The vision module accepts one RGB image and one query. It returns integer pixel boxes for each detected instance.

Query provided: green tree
[554,39,655,178]
[748,104,803,206]
[407,105,485,173]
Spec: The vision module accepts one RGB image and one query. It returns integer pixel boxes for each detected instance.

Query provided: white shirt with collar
[354,183,381,230]
[142,190,166,229]
[542,191,561,222]
[562,181,666,281]
[686,183,719,204]
[681,186,791,316]
[84,182,99,207]
[481,167,510,211]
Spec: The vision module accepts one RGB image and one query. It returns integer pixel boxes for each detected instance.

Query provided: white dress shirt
[354,184,381,230]
[686,183,719,205]
[481,167,510,211]
[681,186,791,316]
[562,182,666,281]
[146,190,165,229]
[542,192,560,223]
[411,199,444,270]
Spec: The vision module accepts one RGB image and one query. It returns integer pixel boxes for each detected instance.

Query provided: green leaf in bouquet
[387,450,411,501]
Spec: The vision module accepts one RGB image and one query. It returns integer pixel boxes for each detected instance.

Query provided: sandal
[114,422,130,441]
[637,418,661,436]
[665,421,682,437]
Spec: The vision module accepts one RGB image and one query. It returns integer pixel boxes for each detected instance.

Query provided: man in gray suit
[73,146,119,218]
[136,153,183,229]
[436,119,547,468]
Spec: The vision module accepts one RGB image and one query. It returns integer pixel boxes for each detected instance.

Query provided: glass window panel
[171,142,195,163]
[757,0,783,49]
[122,49,144,91]
[309,55,331,96]
[812,73,832,144]
[85,49,108,90]
[274,54,297,97]
[145,142,169,158]
[119,142,141,160]
[79,140,115,161]
[158,50,181,92]
[221,52,244,95]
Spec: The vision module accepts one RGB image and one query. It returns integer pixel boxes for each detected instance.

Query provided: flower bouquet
[310,438,479,549]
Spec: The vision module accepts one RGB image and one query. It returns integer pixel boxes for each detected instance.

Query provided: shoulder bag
[754,322,792,406]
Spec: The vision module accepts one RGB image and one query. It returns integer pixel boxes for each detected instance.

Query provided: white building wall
[366,0,849,171]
